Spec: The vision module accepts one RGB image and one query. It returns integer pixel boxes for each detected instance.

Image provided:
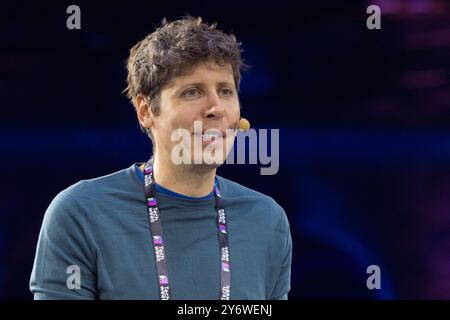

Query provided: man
[30,16,292,300]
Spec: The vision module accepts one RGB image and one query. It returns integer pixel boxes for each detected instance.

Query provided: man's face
[151,60,240,167]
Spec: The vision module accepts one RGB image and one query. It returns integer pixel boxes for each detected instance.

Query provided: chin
[186,161,222,175]
[202,157,226,168]
[196,153,227,167]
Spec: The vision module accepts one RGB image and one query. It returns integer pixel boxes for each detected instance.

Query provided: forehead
[166,60,235,88]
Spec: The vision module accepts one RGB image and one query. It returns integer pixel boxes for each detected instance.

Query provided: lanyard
[143,157,231,300]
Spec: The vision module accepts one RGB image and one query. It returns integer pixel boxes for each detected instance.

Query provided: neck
[140,153,217,198]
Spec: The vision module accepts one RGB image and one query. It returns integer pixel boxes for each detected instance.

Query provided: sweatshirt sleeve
[30,189,98,300]
[269,203,293,300]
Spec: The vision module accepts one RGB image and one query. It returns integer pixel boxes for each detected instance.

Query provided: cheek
[158,95,194,131]
[230,104,241,124]
[165,111,190,130]
[155,116,183,144]
[177,115,198,133]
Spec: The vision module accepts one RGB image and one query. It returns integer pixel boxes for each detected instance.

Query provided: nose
[204,91,225,120]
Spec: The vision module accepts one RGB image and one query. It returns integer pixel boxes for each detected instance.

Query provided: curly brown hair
[124,16,248,142]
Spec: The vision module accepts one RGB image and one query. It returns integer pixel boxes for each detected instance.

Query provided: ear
[135,95,154,131]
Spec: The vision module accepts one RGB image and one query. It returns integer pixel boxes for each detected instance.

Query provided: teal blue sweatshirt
[30,163,292,300]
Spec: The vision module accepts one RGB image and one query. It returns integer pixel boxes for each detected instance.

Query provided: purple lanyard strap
[143,158,231,300]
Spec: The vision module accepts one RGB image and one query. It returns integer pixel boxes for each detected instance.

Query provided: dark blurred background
[1,0,450,299]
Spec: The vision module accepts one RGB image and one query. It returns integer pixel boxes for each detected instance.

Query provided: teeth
[202,133,221,141]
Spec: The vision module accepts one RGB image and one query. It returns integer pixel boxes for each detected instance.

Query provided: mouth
[194,130,226,144]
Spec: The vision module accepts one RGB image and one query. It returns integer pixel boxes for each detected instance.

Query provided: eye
[219,87,234,96]
[182,88,201,98]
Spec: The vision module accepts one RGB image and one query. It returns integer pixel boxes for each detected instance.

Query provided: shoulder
[216,175,288,225]
[44,165,137,223]
[65,165,135,199]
